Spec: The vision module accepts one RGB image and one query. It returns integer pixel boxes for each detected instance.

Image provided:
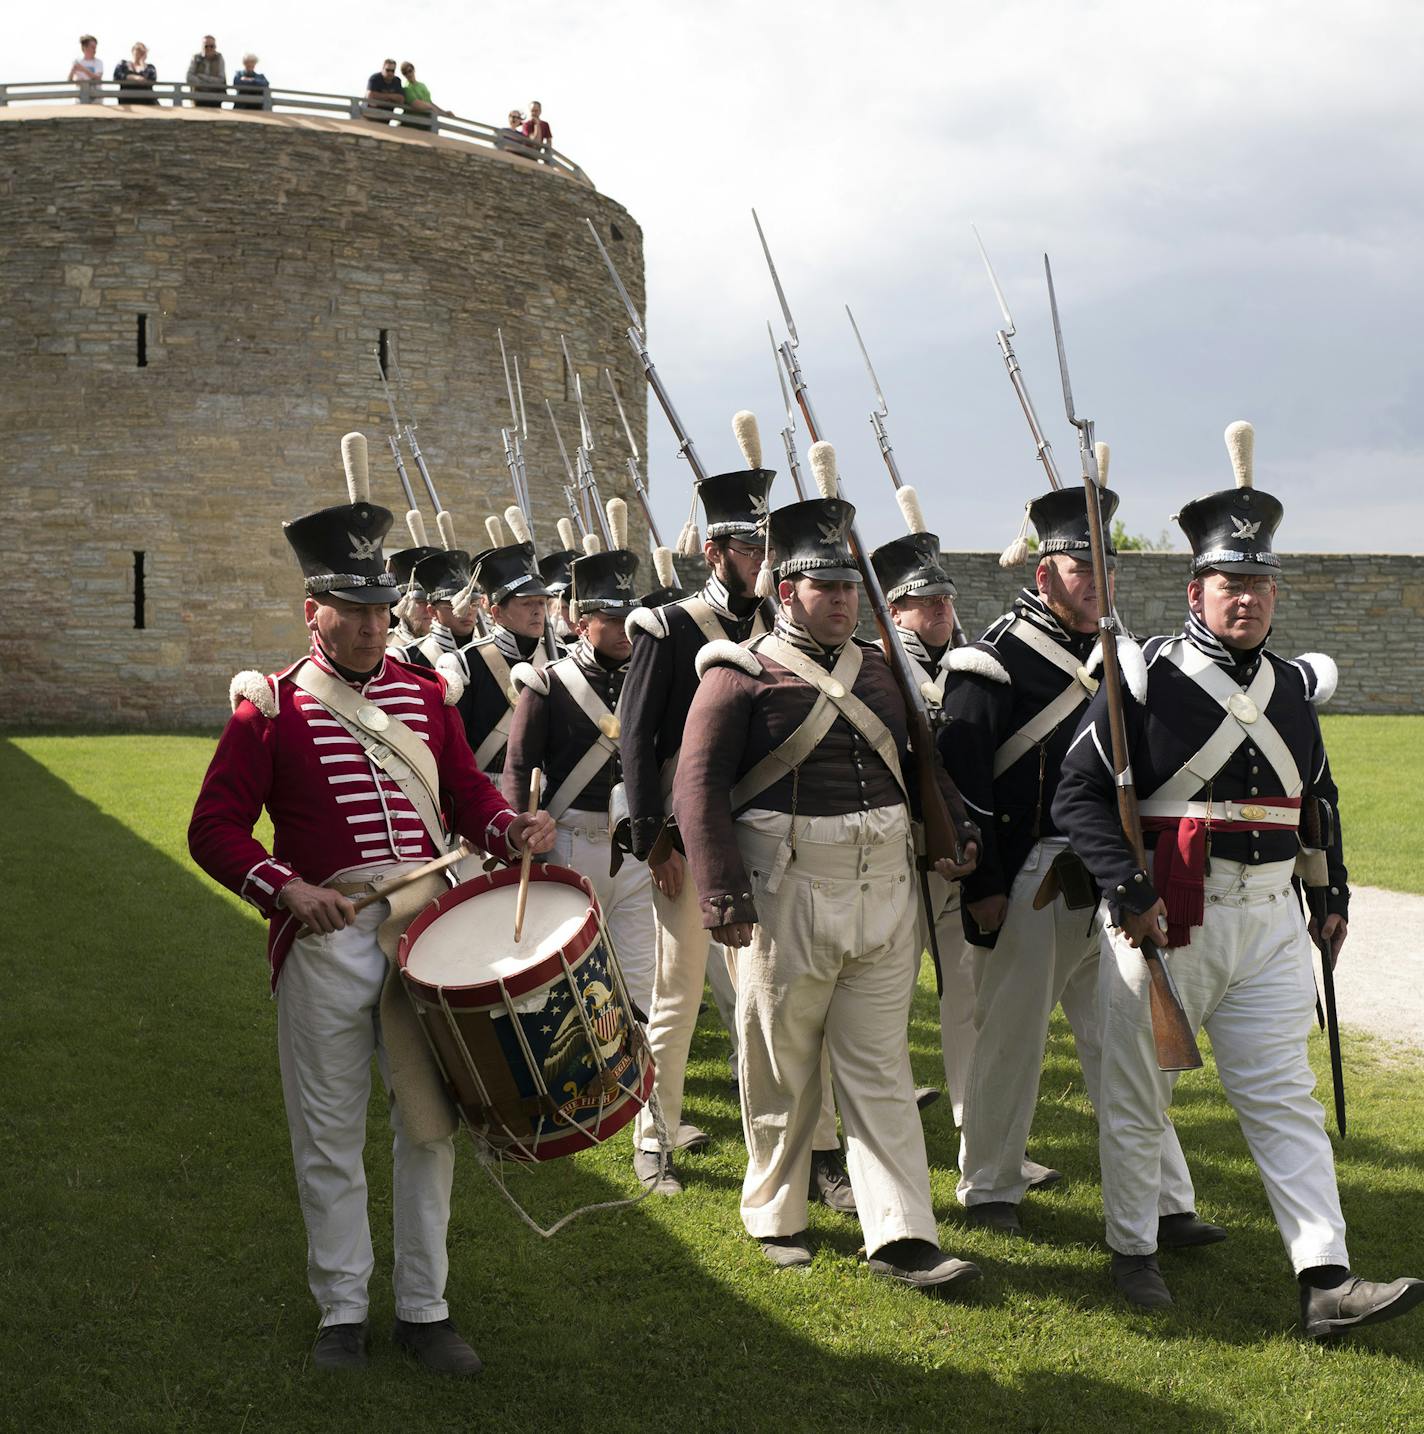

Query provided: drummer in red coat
[189,494,554,1377]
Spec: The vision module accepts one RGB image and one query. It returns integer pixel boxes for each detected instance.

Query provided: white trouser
[552,817,655,1017]
[926,875,977,1123]
[275,896,454,1328]
[732,808,938,1252]
[635,865,835,1152]
[957,839,1196,1213]
[1100,859,1349,1270]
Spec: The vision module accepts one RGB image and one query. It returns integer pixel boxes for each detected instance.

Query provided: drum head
[404,877,590,988]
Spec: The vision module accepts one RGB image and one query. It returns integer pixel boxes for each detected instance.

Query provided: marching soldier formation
[186,268,1421,1380]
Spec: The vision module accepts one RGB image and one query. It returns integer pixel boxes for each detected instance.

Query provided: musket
[497,330,533,533]
[973,227,1063,491]
[585,218,709,482]
[754,210,976,879]
[545,398,602,548]
[1301,801,1347,1134]
[388,352,458,552]
[375,353,430,548]
[605,367,680,585]
[845,305,966,650]
[1044,253,1202,1072]
[768,321,806,499]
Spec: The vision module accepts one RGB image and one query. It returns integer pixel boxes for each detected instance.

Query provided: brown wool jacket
[673,639,965,929]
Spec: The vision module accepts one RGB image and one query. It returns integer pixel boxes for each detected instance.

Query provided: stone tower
[0,105,646,727]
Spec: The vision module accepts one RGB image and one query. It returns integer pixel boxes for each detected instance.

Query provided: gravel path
[1327,885,1424,1052]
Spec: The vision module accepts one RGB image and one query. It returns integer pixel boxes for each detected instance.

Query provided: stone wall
[672,550,1422,716]
[0,106,646,728]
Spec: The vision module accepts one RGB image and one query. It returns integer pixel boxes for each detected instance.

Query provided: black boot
[312,1321,368,1372]
[809,1149,857,1214]
[392,1318,483,1377]
[1157,1211,1228,1248]
[966,1201,1024,1237]
[1111,1252,1173,1310]
[868,1238,981,1296]
[1300,1273,1424,1341]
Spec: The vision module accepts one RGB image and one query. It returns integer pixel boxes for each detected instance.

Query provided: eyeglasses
[723,540,764,559]
[1217,576,1276,598]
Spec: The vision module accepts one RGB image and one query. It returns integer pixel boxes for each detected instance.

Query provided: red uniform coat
[189,649,517,987]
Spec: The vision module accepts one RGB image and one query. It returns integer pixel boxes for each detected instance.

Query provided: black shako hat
[475,542,553,605]
[388,545,440,598]
[570,549,641,616]
[699,468,774,539]
[1028,486,1120,562]
[411,549,472,603]
[1176,488,1284,576]
[639,584,682,609]
[537,547,579,595]
[870,531,957,603]
[770,498,862,584]
[284,502,399,604]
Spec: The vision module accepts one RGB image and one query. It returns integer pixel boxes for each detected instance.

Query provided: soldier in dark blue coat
[1054,421,1422,1337]
[937,476,1205,1244]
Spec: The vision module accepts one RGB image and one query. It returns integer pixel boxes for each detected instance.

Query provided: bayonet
[585,217,708,482]
[845,304,902,489]
[754,208,821,437]
[973,226,1062,490]
[605,366,676,576]
[561,336,614,544]
[769,321,805,499]
[375,352,421,515]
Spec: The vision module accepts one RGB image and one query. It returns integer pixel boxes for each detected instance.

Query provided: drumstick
[513,768,543,943]
[294,842,472,938]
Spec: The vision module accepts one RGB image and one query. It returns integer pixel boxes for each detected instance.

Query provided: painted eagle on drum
[541,979,627,1105]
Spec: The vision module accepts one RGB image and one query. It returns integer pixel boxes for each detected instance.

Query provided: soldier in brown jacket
[673,465,981,1293]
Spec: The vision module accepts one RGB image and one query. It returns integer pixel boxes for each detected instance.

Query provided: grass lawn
[3,728,1423,1434]
[1320,716,1424,896]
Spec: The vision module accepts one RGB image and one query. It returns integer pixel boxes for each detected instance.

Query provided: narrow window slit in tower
[136,313,148,368]
[133,551,146,629]
[378,328,390,378]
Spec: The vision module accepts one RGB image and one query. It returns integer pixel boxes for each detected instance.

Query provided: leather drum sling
[544,658,621,821]
[729,637,907,812]
[292,660,448,852]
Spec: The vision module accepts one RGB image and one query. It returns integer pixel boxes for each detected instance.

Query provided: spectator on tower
[521,99,552,156]
[496,108,532,155]
[364,58,404,123]
[233,54,269,111]
[187,35,227,108]
[68,35,103,101]
[397,61,449,129]
[114,43,158,105]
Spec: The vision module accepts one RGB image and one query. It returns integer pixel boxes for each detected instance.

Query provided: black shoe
[1301,1275,1424,1341]
[868,1238,981,1296]
[1157,1211,1228,1248]
[1023,1158,1063,1191]
[915,1086,942,1112]
[392,1318,483,1377]
[1111,1252,1173,1310]
[966,1201,1024,1237]
[633,1147,683,1195]
[809,1149,858,1215]
[759,1233,813,1269]
[312,1320,368,1372]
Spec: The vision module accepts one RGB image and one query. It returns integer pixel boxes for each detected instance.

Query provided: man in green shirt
[399,63,450,129]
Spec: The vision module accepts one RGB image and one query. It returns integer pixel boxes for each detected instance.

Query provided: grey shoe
[633,1147,683,1195]
[868,1238,981,1296]
[312,1320,368,1372]
[1111,1252,1173,1310]
[809,1149,858,1215]
[1157,1211,1228,1248]
[759,1233,814,1269]
[391,1318,483,1377]
[966,1201,1024,1237]
[1301,1274,1424,1341]
[673,1122,711,1153]
[1023,1159,1063,1191]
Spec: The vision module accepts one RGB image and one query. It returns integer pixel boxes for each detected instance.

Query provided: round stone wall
[0,107,646,728]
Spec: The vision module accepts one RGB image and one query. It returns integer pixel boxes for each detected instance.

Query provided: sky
[20,2,1424,553]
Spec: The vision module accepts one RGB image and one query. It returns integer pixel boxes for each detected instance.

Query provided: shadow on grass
[6,739,1419,1431]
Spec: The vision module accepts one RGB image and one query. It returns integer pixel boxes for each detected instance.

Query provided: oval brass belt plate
[1240,804,1267,820]
[1227,692,1259,723]
[356,704,391,732]
[598,714,621,739]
